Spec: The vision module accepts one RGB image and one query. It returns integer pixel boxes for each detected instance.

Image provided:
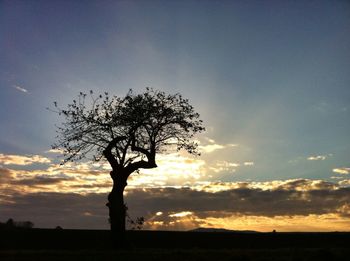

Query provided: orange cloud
[0,154,50,165]
[0,167,12,180]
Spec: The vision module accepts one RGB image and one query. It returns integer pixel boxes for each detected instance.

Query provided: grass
[1,229,350,261]
[1,248,349,261]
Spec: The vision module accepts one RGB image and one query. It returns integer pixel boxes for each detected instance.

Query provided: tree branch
[103,136,127,169]
[130,133,151,158]
[125,159,157,174]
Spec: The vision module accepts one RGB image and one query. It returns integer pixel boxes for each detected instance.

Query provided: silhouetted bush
[0,218,34,229]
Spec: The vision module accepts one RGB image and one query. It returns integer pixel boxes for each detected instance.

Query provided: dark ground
[1,229,349,260]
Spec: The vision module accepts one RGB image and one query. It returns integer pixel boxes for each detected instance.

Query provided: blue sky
[0,0,350,230]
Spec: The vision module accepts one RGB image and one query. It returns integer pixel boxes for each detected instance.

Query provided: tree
[52,88,204,245]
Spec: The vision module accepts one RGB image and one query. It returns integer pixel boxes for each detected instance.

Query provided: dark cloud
[0,192,108,229]
[69,183,112,189]
[0,167,76,187]
[0,167,12,181]
[0,179,349,229]
[12,175,74,186]
[272,179,337,191]
[125,184,350,218]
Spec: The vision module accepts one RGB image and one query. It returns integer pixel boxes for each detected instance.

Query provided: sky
[0,0,350,231]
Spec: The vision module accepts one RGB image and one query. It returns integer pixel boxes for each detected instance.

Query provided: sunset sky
[1,0,350,231]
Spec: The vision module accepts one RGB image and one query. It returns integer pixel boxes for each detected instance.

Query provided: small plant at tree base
[51,88,205,246]
[125,205,145,230]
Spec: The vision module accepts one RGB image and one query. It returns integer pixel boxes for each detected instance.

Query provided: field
[1,229,349,260]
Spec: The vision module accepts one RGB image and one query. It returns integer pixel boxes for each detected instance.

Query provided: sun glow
[169,211,193,218]
[128,153,206,187]
[202,214,350,232]
[146,213,350,232]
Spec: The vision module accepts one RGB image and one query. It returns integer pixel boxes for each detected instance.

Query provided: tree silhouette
[52,88,204,245]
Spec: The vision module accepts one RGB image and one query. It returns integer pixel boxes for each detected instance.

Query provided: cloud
[46,161,109,176]
[244,162,254,166]
[198,138,237,153]
[1,152,347,230]
[169,211,193,218]
[0,151,254,194]
[333,168,350,175]
[0,154,51,165]
[0,155,113,194]
[13,85,28,93]
[1,166,111,194]
[307,155,327,161]
[199,144,225,153]
[208,160,239,173]
[189,213,350,232]
[1,179,349,231]
[338,179,350,187]
[0,192,108,229]
[129,153,206,187]
[263,179,337,191]
[12,175,75,186]
[0,167,12,182]
[45,149,65,154]
[124,179,349,219]
[192,181,249,192]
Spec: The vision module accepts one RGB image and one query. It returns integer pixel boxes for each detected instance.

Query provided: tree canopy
[52,88,204,173]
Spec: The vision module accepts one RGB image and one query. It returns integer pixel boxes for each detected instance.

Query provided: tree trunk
[106,171,127,247]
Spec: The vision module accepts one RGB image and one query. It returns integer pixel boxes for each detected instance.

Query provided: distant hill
[190,227,259,233]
